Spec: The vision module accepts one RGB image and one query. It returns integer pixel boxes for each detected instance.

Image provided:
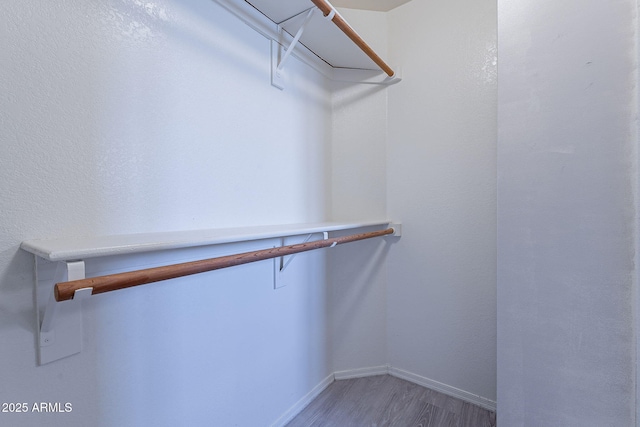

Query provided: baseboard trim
[388,366,497,412]
[272,365,496,425]
[269,373,335,427]
[333,365,390,380]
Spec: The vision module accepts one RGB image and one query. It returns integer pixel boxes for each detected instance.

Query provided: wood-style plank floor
[285,375,496,427]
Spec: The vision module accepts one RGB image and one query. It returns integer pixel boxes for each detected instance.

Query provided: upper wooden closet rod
[54,228,394,302]
[310,0,395,77]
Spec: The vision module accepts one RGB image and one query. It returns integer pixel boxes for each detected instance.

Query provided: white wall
[497,0,636,425]
[329,8,391,375]
[0,0,542,424]
[0,1,333,425]
[386,0,498,404]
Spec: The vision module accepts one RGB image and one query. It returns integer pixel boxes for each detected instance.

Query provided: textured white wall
[386,0,498,403]
[0,1,332,426]
[497,0,636,425]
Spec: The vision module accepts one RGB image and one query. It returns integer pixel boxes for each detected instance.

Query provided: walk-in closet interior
[1,0,637,426]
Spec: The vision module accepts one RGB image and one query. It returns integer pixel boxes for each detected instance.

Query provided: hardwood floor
[285,375,496,427]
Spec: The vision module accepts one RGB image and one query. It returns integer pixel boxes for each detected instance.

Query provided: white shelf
[25,220,399,365]
[21,221,393,262]
[214,0,400,85]
[248,0,379,70]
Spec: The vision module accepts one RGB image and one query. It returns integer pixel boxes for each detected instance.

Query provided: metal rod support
[277,7,316,71]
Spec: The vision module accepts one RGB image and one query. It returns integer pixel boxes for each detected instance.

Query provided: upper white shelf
[248,0,317,23]
[21,221,394,262]
[249,0,387,71]
[214,0,400,84]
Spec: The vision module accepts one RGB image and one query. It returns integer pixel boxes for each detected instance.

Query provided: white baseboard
[272,365,496,425]
[333,365,390,380]
[269,373,335,427]
[388,366,497,412]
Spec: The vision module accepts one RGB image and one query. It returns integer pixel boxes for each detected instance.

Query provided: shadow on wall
[331,79,388,108]
[0,248,37,340]
[329,230,395,367]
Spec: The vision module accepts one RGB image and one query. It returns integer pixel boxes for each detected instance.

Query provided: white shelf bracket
[271,7,317,90]
[37,259,87,365]
[273,232,327,288]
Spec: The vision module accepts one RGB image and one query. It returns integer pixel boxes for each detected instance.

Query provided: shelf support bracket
[37,259,89,365]
[271,7,317,90]
[273,232,328,288]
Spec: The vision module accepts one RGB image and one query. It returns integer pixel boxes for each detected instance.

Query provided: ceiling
[330,0,412,12]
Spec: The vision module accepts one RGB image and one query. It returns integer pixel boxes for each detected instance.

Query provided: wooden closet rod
[310,0,395,77]
[54,228,395,302]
